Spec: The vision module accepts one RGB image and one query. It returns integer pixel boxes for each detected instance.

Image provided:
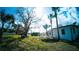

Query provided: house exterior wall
[53,26,72,40]
[47,30,53,39]
[47,25,79,41]
[72,26,79,40]
[40,33,48,38]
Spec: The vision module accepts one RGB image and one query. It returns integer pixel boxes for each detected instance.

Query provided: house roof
[47,25,79,31]
[55,24,79,29]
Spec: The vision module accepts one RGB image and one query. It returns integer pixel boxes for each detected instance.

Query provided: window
[61,29,65,35]
[73,27,75,33]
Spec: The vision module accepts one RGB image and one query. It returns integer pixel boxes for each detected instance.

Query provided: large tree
[0,9,14,39]
[16,7,40,37]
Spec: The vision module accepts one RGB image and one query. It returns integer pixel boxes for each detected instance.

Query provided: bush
[31,32,40,36]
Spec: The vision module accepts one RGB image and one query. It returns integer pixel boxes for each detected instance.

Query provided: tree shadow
[0,36,24,51]
[59,38,79,50]
[41,38,79,50]
[41,38,59,43]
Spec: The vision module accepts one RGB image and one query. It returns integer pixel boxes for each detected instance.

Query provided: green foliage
[0,9,15,38]
[43,24,50,29]
[31,32,40,36]
[48,14,54,20]
[0,9,14,23]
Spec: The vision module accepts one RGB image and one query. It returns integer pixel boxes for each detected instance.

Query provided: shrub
[31,32,40,36]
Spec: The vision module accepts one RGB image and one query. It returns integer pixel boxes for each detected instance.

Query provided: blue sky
[0,7,79,33]
[0,7,17,15]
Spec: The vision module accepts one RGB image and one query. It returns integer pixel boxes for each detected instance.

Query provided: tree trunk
[0,22,4,40]
[25,30,28,37]
[46,29,49,39]
[46,29,48,36]
[51,19,53,39]
[24,20,32,38]
[25,25,30,37]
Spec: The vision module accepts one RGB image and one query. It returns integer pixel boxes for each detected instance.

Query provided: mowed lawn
[0,34,79,51]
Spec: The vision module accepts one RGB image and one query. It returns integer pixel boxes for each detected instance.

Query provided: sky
[30,7,79,33]
[0,7,79,33]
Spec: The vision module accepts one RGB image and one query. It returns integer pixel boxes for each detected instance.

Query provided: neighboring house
[40,33,48,38]
[47,25,79,41]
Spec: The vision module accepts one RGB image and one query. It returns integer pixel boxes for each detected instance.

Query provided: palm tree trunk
[51,19,53,39]
[46,29,48,36]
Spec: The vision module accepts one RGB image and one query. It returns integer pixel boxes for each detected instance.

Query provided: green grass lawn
[0,34,79,51]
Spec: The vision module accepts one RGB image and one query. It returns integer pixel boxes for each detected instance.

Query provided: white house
[47,25,79,41]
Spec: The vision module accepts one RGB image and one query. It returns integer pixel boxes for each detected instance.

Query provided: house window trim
[61,29,65,35]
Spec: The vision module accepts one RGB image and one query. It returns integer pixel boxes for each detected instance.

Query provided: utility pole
[51,7,60,41]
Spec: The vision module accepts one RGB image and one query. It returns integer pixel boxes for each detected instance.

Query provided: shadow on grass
[58,38,79,50]
[41,38,59,43]
[41,38,79,50]
[0,36,25,51]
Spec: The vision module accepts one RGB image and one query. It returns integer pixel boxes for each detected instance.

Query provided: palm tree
[48,14,54,39]
[43,24,50,37]
[51,7,60,41]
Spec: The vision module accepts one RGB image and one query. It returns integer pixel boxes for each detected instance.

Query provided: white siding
[52,29,58,39]
[47,30,53,39]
